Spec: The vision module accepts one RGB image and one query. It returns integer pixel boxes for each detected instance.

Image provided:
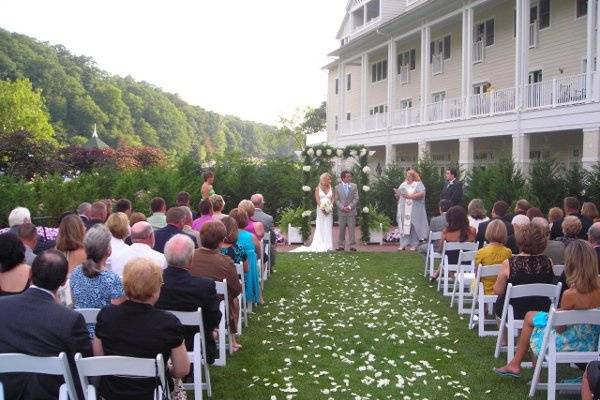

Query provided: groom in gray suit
[335,170,359,251]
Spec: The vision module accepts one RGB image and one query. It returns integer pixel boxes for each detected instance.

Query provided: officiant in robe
[396,169,429,250]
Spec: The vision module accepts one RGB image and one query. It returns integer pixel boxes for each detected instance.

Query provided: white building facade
[326,0,600,174]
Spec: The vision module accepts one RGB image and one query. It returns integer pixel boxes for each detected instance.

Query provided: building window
[432,91,446,103]
[335,115,338,131]
[529,70,543,84]
[475,19,495,46]
[473,82,491,95]
[577,0,588,18]
[346,112,351,120]
[397,49,416,72]
[335,78,339,95]
[400,99,413,109]
[371,60,388,82]
[347,74,352,91]
[430,35,451,63]
[529,150,541,160]
[369,104,387,115]
[539,0,550,29]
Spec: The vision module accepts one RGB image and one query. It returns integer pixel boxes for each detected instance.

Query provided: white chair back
[424,230,442,277]
[213,280,230,366]
[468,264,502,336]
[75,308,100,324]
[75,353,169,400]
[438,241,479,295]
[0,352,76,400]
[450,250,478,313]
[235,262,247,330]
[552,264,564,277]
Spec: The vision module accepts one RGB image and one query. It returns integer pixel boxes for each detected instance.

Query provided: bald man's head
[251,193,264,208]
[130,221,154,247]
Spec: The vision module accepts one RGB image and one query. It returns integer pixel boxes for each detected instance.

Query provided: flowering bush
[362,207,370,213]
[302,165,311,172]
[362,185,370,192]
[302,185,311,192]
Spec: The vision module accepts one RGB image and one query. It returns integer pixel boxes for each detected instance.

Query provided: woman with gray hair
[70,224,125,336]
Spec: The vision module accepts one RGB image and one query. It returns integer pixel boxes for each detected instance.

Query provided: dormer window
[366,0,380,23]
[350,0,380,32]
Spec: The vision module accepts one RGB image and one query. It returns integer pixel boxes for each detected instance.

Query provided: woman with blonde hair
[494,239,600,378]
[467,198,489,233]
[473,219,512,295]
[395,169,428,251]
[105,212,134,276]
[582,202,600,222]
[547,207,564,230]
[211,194,226,220]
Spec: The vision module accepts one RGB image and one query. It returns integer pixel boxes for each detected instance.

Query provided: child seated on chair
[493,239,600,379]
[472,219,512,295]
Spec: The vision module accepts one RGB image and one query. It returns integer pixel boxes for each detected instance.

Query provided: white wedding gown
[290,187,333,252]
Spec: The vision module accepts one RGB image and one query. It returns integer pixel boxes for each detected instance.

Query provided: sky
[0,0,346,127]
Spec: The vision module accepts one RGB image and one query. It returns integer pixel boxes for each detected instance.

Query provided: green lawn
[205,252,577,399]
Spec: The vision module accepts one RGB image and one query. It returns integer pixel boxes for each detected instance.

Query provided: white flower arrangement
[336,149,344,157]
[320,199,333,216]
[350,150,358,157]
[362,207,370,213]
[302,165,311,172]
[302,210,312,218]
[326,148,332,156]
[360,148,367,157]
[316,149,322,157]
[306,148,315,156]
[362,166,371,174]
[302,185,311,192]
[362,185,370,192]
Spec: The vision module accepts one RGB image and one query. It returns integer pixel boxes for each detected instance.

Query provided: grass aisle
[207,252,553,399]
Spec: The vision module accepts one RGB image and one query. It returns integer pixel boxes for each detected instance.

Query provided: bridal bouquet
[320,199,333,216]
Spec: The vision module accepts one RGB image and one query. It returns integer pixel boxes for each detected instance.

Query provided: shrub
[413,155,447,218]
[528,158,565,213]
[370,163,406,224]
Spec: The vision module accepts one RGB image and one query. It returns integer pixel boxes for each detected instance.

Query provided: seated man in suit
[251,193,276,268]
[430,199,451,233]
[550,197,593,240]
[155,234,222,364]
[153,207,198,253]
[0,250,91,399]
[476,200,515,250]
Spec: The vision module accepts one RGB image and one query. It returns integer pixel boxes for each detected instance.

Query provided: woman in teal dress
[229,207,261,305]
[494,240,600,378]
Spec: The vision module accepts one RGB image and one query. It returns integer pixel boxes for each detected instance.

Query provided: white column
[459,138,474,173]
[586,0,597,102]
[461,7,474,117]
[420,26,431,122]
[385,144,396,165]
[512,133,530,174]
[387,39,396,127]
[596,0,600,101]
[515,0,530,109]
[338,61,345,134]
[418,141,431,160]
[361,53,369,128]
[582,127,600,170]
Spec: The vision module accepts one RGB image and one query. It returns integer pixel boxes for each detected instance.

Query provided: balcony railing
[472,41,484,64]
[399,65,409,84]
[339,73,591,135]
[432,54,443,75]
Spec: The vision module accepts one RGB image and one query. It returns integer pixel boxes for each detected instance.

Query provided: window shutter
[347,74,351,91]
[372,64,377,82]
[410,49,416,70]
[443,35,451,59]
[335,78,339,94]
[382,60,388,80]
[430,41,435,63]
[539,0,550,29]
[397,54,402,73]
[485,19,495,46]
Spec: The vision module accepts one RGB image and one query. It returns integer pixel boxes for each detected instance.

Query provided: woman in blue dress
[229,208,261,305]
[494,239,600,378]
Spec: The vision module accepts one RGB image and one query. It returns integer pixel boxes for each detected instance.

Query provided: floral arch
[296,144,375,243]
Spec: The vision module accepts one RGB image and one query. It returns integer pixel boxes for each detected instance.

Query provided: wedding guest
[474,220,512,295]
[191,221,242,351]
[582,201,600,222]
[239,199,265,240]
[114,198,132,217]
[192,199,214,232]
[0,250,91,400]
[201,171,216,200]
[467,198,489,233]
[550,197,593,240]
[55,214,87,272]
[547,207,564,230]
[532,217,565,266]
[514,199,530,216]
[229,208,260,304]
[105,212,134,276]
[94,258,190,399]
[430,199,451,233]
[0,233,31,297]
[129,211,147,226]
[128,221,168,269]
[211,195,226,220]
[509,214,531,253]
[588,222,600,270]
[395,169,428,251]
[181,206,200,244]
[494,240,600,379]
[583,361,600,400]
[493,223,555,320]
[220,216,248,272]
[431,206,476,280]
[556,215,583,248]
[154,207,198,253]
[251,193,276,266]
[476,201,514,248]
[147,197,167,230]
[70,224,125,336]
[176,191,192,208]
[440,168,463,206]
[77,202,92,226]
[526,207,544,220]
[87,201,108,229]
[7,207,31,233]
[155,234,222,364]
[17,222,37,265]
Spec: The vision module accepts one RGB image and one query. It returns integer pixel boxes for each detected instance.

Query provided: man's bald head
[164,234,194,268]
[130,221,154,247]
[251,194,264,208]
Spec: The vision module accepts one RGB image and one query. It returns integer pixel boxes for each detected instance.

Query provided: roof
[83,124,110,149]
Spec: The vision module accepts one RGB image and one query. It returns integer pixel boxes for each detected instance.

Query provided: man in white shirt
[124,221,168,273]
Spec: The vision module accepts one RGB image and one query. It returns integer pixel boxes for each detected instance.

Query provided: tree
[0,78,55,143]
[0,130,61,178]
[300,101,326,136]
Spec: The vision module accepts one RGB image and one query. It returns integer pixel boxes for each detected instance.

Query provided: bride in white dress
[291,173,335,253]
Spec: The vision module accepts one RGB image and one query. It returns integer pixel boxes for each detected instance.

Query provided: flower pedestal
[287,224,304,245]
[368,223,384,245]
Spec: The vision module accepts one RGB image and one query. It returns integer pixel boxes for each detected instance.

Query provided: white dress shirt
[106,237,134,277]
[127,243,168,271]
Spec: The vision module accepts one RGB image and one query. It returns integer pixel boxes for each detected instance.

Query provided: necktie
[344,184,349,196]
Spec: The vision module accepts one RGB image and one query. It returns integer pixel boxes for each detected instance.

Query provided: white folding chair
[437,241,479,296]
[424,231,442,278]
[468,264,502,336]
[0,381,3,400]
[75,308,100,324]
[529,307,600,400]
[0,352,76,400]
[552,264,564,277]
[262,235,271,279]
[75,353,169,400]
[235,262,247,330]
[450,250,477,314]
[494,282,562,367]
[166,308,212,399]
[213,280,230,367]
